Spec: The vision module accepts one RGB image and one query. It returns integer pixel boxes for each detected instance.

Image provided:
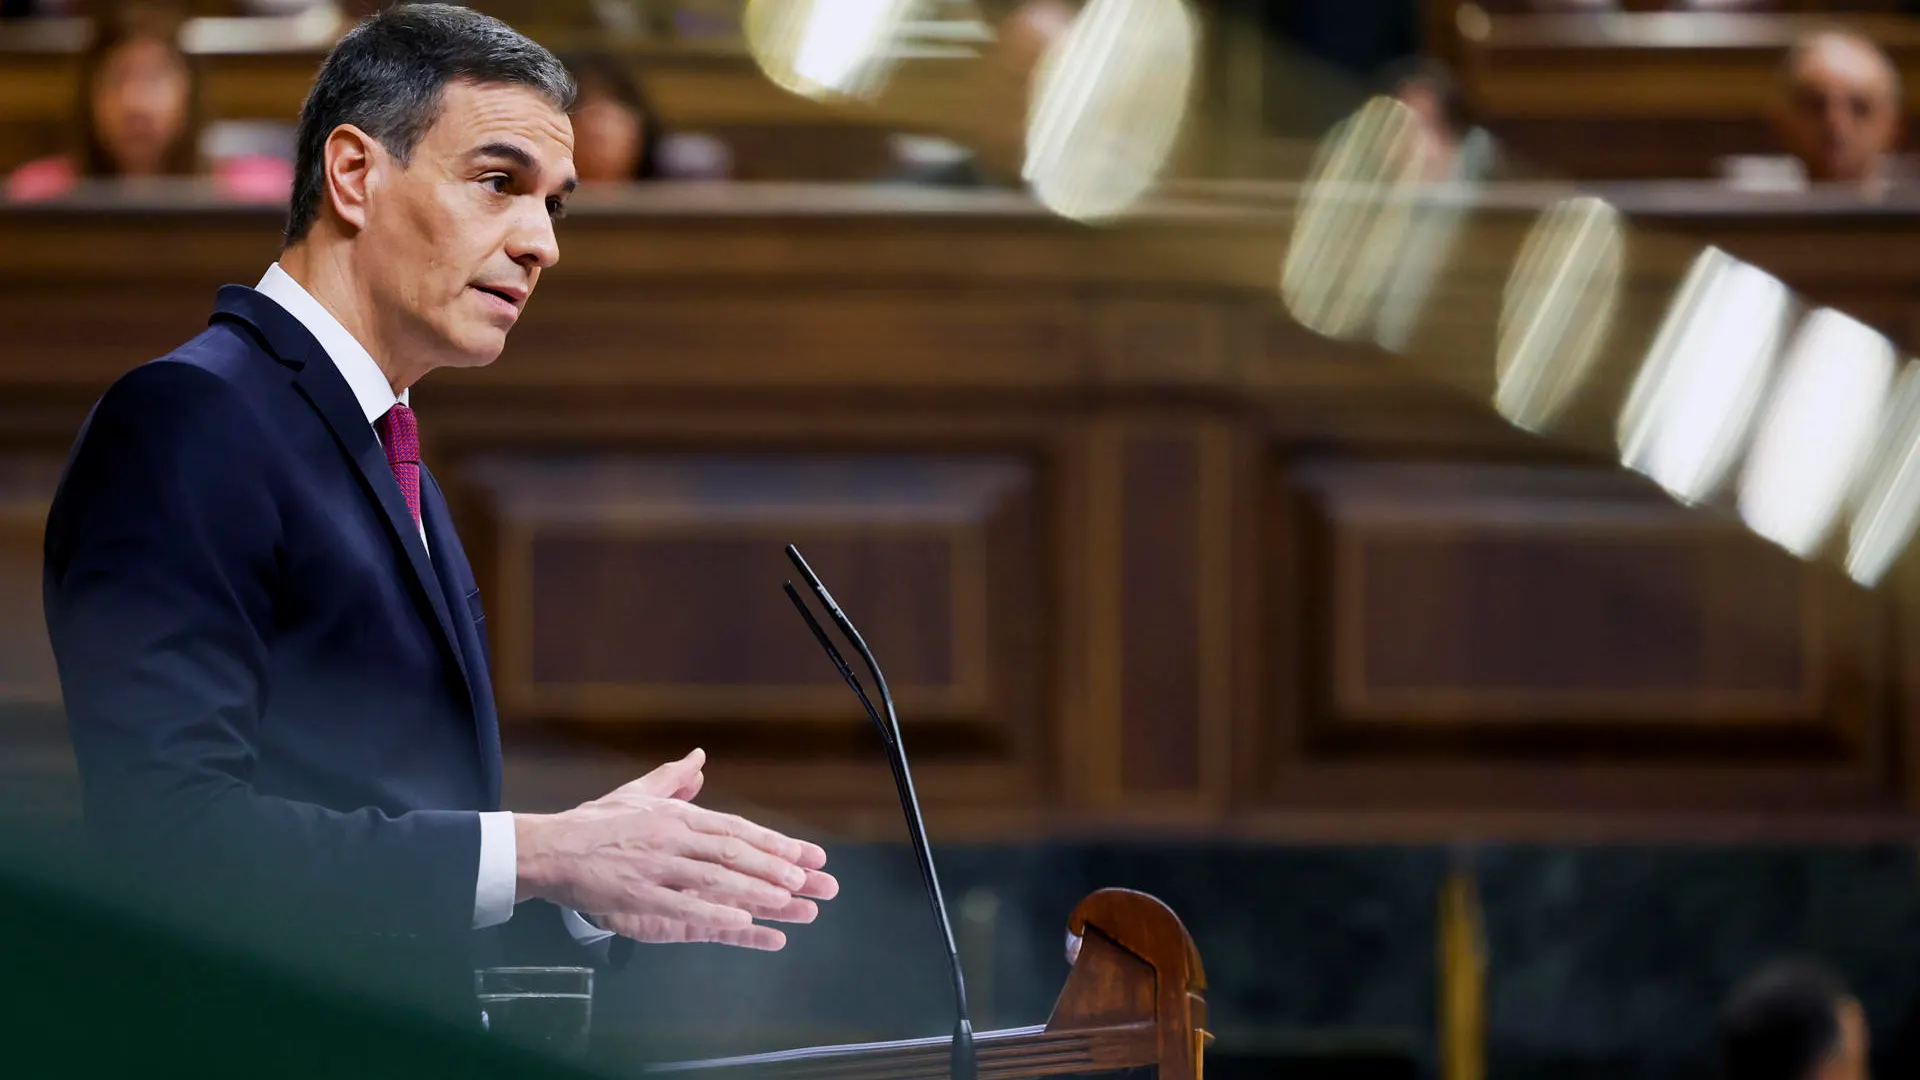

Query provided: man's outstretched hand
[513,749,838,951]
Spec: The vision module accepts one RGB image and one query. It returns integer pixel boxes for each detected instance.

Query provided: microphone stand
[782,544,976,1080]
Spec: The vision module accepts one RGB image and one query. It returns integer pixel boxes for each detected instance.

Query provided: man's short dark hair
[284,3,575,247]
[1719,960,1851,1080]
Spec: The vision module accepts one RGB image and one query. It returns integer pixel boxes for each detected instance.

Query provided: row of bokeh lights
[1287,96,1920,590]
[743,1,1920,591]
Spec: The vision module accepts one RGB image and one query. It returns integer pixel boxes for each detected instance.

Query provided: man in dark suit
[42,3,836,1016]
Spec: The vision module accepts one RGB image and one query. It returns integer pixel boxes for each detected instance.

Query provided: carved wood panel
[1254,457,1894,814]
[461,452,1047,766]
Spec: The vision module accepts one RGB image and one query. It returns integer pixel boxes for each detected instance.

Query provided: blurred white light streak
[1280,96,1423,340]
[1738,309,1894,558]
[1023,0,1198,223]
[745,0,918,101]
[1618,249,1790,504]
[1495,195,1624,432]
[1847,362,1920,586]
[794,0,899,91]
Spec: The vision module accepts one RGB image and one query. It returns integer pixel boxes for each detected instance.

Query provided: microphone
[782,544,976,1080]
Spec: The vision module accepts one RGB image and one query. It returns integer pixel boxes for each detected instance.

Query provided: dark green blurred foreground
[0,825,619,1080]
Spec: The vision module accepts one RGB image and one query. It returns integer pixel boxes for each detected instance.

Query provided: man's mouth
[471,283,526,307]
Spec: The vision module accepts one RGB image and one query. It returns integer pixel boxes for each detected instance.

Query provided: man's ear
[322,124,382,233]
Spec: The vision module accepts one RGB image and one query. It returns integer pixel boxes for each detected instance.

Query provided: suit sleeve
[43,360,480,942]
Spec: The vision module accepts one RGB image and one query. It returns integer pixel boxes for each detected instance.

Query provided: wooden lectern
[651,889,1210,1080]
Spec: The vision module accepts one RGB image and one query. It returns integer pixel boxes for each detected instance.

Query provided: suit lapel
[296,365,474,697]
[422,469,503,809]
[211,286,475,708]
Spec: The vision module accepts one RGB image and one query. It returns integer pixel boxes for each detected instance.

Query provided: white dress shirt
[253,264,610,946]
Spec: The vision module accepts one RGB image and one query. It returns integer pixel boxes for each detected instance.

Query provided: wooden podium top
[649,890,1209,1080]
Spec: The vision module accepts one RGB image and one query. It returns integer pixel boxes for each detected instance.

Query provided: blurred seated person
[1719,960,1871,1080]
[1372,58,1495,352]
[1380,56,1497,182]
[563,52,732,182]
[5,4,292,202]
[1722,29,1908,195]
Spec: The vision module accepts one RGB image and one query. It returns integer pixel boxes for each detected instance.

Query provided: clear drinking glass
[475,966,594,1058]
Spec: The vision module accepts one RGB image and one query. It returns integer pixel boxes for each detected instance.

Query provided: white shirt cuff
[561,908,617,946]
[473,811,517,929]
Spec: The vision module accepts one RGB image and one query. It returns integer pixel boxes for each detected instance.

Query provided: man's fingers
[670,767,705,802]
[705,924,787,951]
[596,912,787,951]
[798,869,839,900]
[779,836,828,871]
[684,889,818,925]
[674,829,813,893]
[612,748,707,801]
[751,896,819,924]
[623,885,753,933]
[659,854,794,911]
[682,807,827,872]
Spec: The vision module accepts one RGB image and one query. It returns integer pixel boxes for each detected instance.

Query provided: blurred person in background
[1725,29,1905,195]
[1380,56,1496,183]
[1371,57,1495,354]
[5,3,292,202]
[1719,960,1871,1080]
[563,52,731,182]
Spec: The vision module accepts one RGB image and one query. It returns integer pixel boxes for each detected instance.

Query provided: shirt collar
[254,262,408,425]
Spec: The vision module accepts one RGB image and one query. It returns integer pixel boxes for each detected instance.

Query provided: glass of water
[475,966,594,1058]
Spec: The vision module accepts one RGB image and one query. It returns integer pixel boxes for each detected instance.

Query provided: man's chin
[444,337,509,369]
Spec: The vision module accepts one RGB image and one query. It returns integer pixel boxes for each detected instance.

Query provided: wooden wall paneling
[1887,547,1920,811]
[1064,419,1126,811]
[1257,456,1894,814]
[0,460,62,708]
[1314,465,1825,726]
[494,283,1085,393]
[1074,416,1237,817]
[8,190,1920,840]
[1120,431,1204,794]
[460,449,1053,824]
[1487,118,1777,181]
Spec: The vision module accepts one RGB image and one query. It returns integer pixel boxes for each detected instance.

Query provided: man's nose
[507,205,560,270]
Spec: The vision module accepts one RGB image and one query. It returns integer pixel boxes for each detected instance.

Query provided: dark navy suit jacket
[43,285,594,992]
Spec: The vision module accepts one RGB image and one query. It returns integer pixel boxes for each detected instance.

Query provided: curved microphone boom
[781,544,975,1080]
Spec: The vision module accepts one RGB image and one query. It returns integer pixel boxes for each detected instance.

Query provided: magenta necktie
[374,403,422,529]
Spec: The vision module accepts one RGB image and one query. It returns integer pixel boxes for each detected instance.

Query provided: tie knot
[376,403,419,467]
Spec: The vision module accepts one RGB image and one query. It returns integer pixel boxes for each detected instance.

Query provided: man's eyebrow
[469,141,578,194]
[470,141,534,169]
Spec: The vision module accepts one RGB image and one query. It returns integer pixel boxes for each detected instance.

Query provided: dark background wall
[590,843,1920,1080]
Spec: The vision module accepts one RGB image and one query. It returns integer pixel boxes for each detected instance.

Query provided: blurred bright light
[1023,0,1199,223]
[1281,96,1424,340]
[744,0,918,101]
[1737,309,1894,559]
[1495,195,1624,432]
[1618,248,1790,504]
[1847,361,1920,586]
